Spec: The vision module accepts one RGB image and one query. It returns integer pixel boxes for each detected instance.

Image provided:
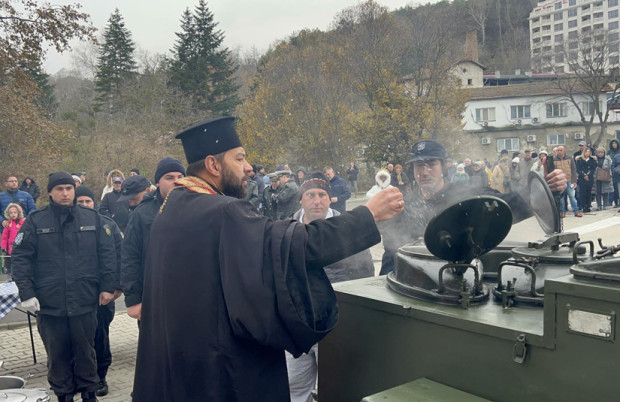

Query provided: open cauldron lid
[527,171,561,235]
[424,196,512,263]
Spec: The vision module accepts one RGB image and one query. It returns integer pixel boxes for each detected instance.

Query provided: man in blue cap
[378,140,568,275]
[132,116,405,402]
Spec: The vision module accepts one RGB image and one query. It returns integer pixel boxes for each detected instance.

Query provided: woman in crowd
[595,147,613,210]
[393,164,410,193]
[576,147,597,213]
[491,157,511,194]
[531,150,548,177]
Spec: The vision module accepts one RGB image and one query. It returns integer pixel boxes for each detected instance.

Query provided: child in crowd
[1,203,25,280]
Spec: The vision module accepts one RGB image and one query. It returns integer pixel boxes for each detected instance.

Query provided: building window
[511,105,531,119]
[569,0,576,5]
[582,15,591,22]
[569,41,579,49]
[555,33,564,41]
[555,44,564,52]
[467,78,473,86]
[583,4,591,10]
[610,10,619,18]
[569,30,579,39]
[610,32,620,41]
[555,2,562,9]
[554,23,563,31]
[497,138,520,152]
[547,133,566,145]
[594,12,604,20]
[610,21,619,30]
[595,1,603,6]
[581,101,597,115]
[475,108,496,122]
[611,55,620,64]
[556,54,565,63]
[555,66,566,73]
[554,12,563,20]
[568,19,578,28]
[547,102,567,118]
[615,130,620,140]
[610,0,619,7]
[569,52,578,60]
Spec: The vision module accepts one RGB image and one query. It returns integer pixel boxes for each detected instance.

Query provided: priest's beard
[221,164,247,199]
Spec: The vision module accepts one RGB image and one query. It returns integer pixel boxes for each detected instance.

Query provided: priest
[131,116,404,401]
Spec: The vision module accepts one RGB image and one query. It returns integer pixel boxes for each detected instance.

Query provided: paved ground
[1,194,619,400]
[0,312,138,401]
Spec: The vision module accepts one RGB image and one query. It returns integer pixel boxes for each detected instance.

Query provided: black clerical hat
[175,116,242,164]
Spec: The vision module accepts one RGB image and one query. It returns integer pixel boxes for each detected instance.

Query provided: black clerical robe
[132,186,380,401]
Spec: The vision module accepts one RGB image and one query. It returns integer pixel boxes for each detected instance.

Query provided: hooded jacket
[366,170,393,199]
[19,177,40,202]
[101,169,125,200]
[609,139,620,160]
[1,203,24,254]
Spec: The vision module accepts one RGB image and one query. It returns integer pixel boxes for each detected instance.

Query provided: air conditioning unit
[532,117,540,123]
[527,135,537,142]
[483,121,489,127]
[481,137,492,145]
[574,133,584,140]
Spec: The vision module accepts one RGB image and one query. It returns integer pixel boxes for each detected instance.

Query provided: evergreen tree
[94,8,137,112]
[168,0,240,116]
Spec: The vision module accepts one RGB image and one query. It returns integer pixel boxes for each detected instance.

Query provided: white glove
[21,297,40,312]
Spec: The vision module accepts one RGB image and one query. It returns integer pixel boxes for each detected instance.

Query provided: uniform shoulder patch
[103,224,112,236]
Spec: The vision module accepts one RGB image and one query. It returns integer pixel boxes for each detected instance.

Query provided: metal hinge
[512,334,527,364]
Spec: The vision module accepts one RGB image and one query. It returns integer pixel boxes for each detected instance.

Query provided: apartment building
[530,0,620,73]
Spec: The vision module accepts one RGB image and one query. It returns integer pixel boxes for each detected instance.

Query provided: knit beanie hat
[299,172,331,196]
[75,186,96,202]
[154,158,186,183]
[47,171,75,192]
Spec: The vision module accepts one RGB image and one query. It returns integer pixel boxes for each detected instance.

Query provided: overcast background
[43,0,440,74]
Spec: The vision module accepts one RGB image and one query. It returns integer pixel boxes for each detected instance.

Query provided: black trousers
[578,181,594,211]
[95,302,115,380]
[37,311,99,396]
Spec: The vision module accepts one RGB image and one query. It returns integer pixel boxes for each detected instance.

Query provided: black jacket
[12,202,117,316]
[99,189,130,232]
[121,191,162,307]
[19,177,40,202]
[273,180,299,219]
[261,185,278,220]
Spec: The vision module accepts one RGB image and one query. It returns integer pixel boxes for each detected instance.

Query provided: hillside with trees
[2,0,539,193]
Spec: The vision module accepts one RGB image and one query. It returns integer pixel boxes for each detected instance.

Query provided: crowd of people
[371,139,620,218]
[5,118,619,402]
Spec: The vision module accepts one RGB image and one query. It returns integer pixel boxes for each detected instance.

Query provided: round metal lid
[527,171,561,235]
[424,196,512,263]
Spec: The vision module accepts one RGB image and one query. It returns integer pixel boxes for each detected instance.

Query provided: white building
[529,0,620,73]
[462,81,620,159]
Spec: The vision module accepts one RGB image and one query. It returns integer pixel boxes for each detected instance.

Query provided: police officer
[75,185,123,397]
[12,171,117,402]
[121,158,185,321]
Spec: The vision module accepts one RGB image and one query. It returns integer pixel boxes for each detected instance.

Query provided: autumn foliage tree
[0,0,95,182]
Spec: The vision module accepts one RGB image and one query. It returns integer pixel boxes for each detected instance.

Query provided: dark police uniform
[95,214,122,388]
[121,190,162,308]
[12,202,117,398]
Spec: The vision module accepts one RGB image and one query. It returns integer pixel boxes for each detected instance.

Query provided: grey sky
[43,0,439,74]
